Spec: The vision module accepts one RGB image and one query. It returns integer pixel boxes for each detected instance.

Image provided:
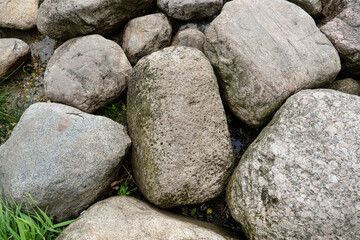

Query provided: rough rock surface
[127,46,234,208]
[320,0,360,78]
[122,13,172,65]
[0,0,39,30]
[157,0,223,21]
[204,0,341,127]
[44,34,131,113]
[227,89,360,240]
[0,103,131,222]
[287,0,322,16]
[171,28,205,52]
[37,0,155,40]
[324,78,360,96]
[57,196,240,240]
[0,38,30,77]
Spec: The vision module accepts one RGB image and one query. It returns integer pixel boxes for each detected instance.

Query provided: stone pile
[0,0,359,239]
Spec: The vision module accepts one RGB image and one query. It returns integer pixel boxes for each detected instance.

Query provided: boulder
[57,196,240,240]
[157,0,223,21]
[227,89,360,239]
[320,0,360,78]
[0,0,39,30]
[171,28,206,52]
[204,0,341,127]
[37,0,155,40]
[323,78,360,96]
[0,38,30,78]
[44,34,131,113]
[122,13,172,65]
[286,0,322,16]
[127,46,234,208]
[0,103,131,221]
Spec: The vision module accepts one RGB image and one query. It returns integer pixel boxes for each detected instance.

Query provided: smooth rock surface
[320,0,360,78]
[128,46,234,208]
[57,196,240,240]
[122,13,172,65]
[37,0,155,40]
[0,38,30,78]
[157,0,223,20]
[171,28,205,52]
[227,89,360,239]
[324,78,360,96]
[44,34,131,113]
[0,103,131,222]
[0,0,39,30]
[204,0,341,127]
[287,0,322,16]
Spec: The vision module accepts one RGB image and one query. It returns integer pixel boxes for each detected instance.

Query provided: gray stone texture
[157,0,223,21]
[204,0,341,127]
[44,34,132,113]
[0,38,30,78]
[127,46,234,208]
[37,0,155,40]
[0,0,39,30]
[287,0,322,16]
[227,89,360,240]
[0,103,131,222]
[122,13,172,65]
[324,78,360,96]
[171,28,206,52]
[57,196,241,240]
[320,0,360,78]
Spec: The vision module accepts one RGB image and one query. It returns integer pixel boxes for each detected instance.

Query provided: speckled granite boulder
[227,89,360,239]
[44,34,131,113]
[57,196,240,240]
[204,0,341,127]
[37,0,155,40]
[0,0,39,30]
[0,38,30,78]
[287,0,322,16]
[171,28,205,52]
[320,0,360,78]
[122,13,172,65]
[128,46,234,208]
[323,78,360,96]
[157,0,223,20]
[0,103,131,221]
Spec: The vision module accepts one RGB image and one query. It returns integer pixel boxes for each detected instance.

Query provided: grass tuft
[0,195,76,240]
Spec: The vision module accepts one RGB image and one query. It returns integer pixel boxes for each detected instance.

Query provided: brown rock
[57,196,241,240]
[171,28,205,52]
[122,13,172,65]
[0,38,30,79]
[0,0,39,30]
[44,34,132,113]
[127,46,234,208]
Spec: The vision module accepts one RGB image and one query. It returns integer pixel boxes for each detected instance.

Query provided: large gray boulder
[0,103,131,221]
[320,0,360,78]
[0,0,39,30]
[286,0,322,16]
[57,196,241,240]
[157,0,223,21]
[122,13,172,65]
[44,34,131,113]
[0,38,30,78]
[227,89,360,239]
[37,0,155,40]
[127,46,234,208]
[204,0,341,127]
